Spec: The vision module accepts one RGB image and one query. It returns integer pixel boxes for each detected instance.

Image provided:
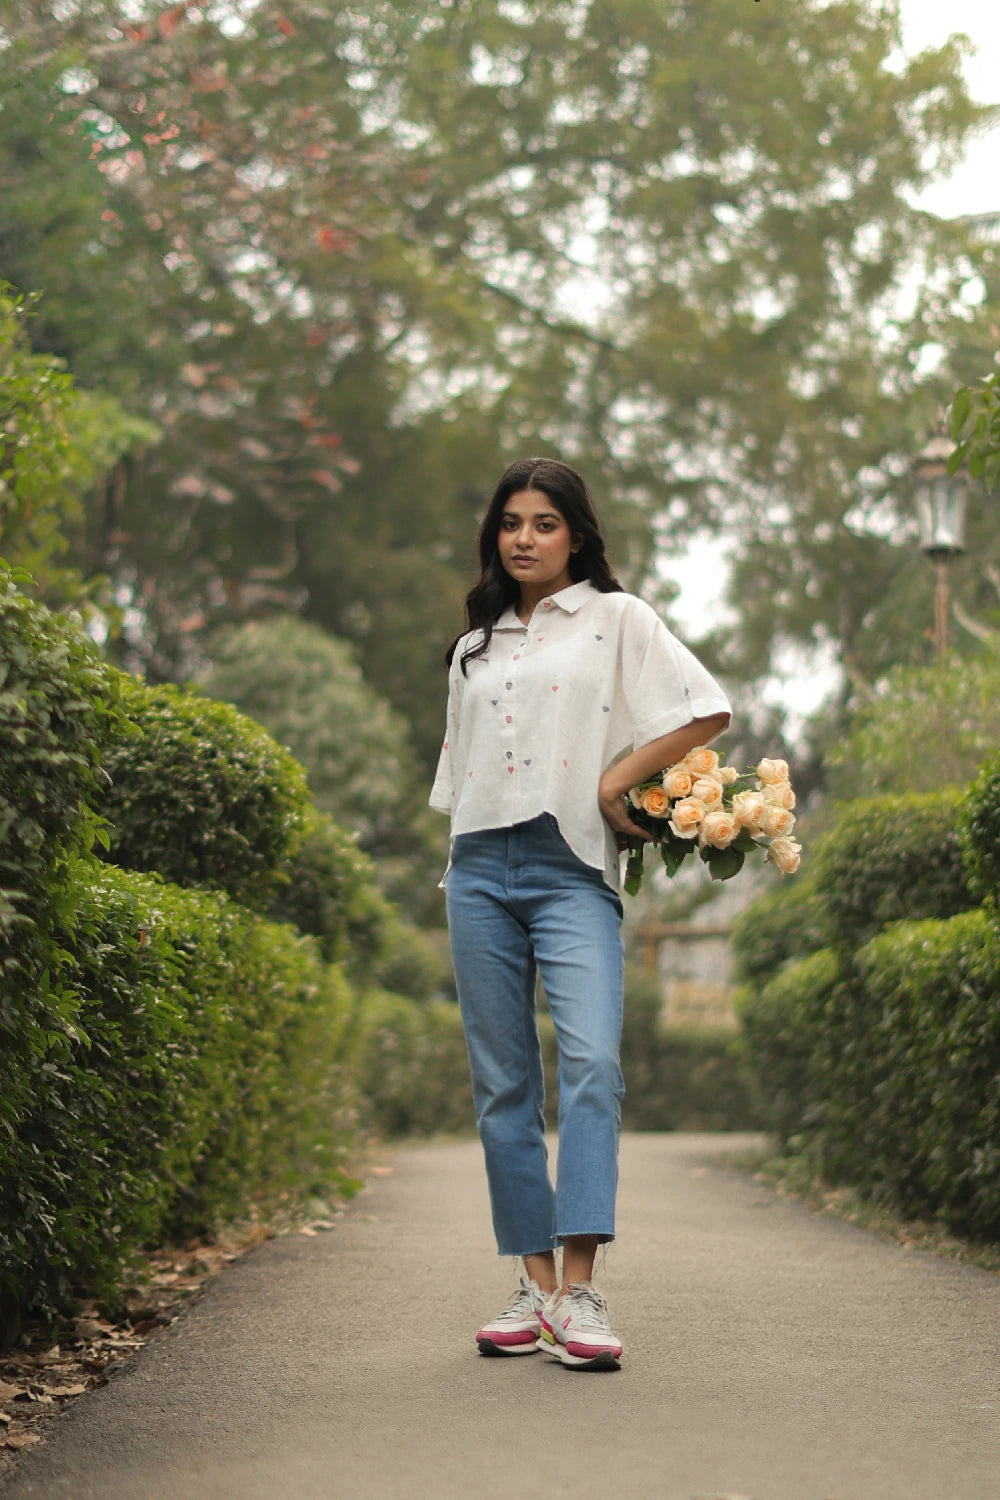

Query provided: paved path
[3,1133,999,1500]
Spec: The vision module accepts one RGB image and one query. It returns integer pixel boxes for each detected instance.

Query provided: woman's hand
[597,713,731,850]
[598,775,652,848]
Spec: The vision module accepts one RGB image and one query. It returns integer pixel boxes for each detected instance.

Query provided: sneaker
[537,1281,623,1370]
[476,1276,546,1356]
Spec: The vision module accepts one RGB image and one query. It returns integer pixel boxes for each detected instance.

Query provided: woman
[429,457,731,1371]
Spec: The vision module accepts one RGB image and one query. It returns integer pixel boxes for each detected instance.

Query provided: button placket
[504,631,528,812]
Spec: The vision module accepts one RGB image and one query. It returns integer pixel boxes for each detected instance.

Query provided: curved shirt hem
[434,806,620,893]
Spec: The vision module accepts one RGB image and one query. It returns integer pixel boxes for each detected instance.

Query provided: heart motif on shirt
[523,758,532,766]
[491,699,498,706]
[603,705,610,713]
[563,759,568,767]
[537,636,544,641]
[595,634,603,640]
[506,751,513,759]
[507,766,515,775]
[551,685,559,692]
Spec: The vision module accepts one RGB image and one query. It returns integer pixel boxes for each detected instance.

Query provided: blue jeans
[445,814,625,1256]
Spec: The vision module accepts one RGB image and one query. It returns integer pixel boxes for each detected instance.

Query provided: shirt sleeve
[428,663,462,814]
[620,599,732,750]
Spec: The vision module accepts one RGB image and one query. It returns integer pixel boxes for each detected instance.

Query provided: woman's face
[497,488,580,593]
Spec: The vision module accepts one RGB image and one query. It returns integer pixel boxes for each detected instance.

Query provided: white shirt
[429,581,732,891]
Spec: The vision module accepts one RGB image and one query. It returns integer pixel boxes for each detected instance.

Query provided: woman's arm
[597,712,731,842]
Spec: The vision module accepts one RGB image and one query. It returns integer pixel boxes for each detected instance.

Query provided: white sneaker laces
[559,1282,611,1332]
[495,1277,540,1322]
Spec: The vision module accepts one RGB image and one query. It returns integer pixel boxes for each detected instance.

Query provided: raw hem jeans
[445,813,625,1257]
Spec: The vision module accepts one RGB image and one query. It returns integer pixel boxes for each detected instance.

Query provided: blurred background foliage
[1,0,999,797]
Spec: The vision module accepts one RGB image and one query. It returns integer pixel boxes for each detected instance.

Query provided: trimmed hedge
[1,860,358,1321]
[101,678,310,909]
[267,809,389,978]
[0,566,127,998]
[857,911,1000,1236]
[736,780,1000,1235]
[731,875,831,987]
[740,913,1000,1238]
[962,752,1000,904]
[813,790,975,952]
[737,948,845,1149]
[343,964,762,1141]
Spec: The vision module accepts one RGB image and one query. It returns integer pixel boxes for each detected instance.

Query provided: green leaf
[949,387,972,440]
[700,846,746,882]
[660,841,692,878]
[946,442,968,476]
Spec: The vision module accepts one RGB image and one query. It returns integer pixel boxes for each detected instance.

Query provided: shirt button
[513,654,520,661]
[505,681,512,689]
[505,715,512,724]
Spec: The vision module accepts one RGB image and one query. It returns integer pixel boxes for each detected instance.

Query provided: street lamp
[912,430,968,664]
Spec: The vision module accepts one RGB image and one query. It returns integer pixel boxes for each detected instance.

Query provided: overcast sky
[898,0,1000,219]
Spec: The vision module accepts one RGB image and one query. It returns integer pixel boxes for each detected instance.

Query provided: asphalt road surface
[3,1133,999,1500]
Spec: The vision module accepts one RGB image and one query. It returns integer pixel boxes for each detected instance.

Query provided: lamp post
[912,430,968,664]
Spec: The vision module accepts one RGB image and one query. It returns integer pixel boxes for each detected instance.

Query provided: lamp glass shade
[915,474,967,557]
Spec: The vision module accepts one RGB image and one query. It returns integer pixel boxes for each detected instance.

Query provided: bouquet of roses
[622,746,801,896]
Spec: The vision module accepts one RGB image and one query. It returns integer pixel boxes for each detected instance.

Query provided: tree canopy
[0,0,994,767]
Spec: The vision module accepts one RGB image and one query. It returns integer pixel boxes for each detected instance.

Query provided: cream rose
[763,779,796,810]
[699,809,739,849]
[639,785,671,818]
[683,746,720,777]
[732,789,766,832]
[691,776,724,808]
[628,786,644,809]
[717,764,739,785]
[766,835,802,874]
[757,757,789,785]
[668,798,705,839]
[759,804,796,839]
[661,766,693,800]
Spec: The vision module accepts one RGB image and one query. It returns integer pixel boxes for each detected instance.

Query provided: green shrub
[0,859,359,1322]
[345,963,761,1143]
[198,615,422,848]
[344,990,475,1138]
[0,572,131,1308]
[857,910,1000,1236]
[813,790,975,951]
[267,809,389,979]
[371,915,453,1001]
[730,875,832,987]
[962,752,1000,904]
[739,913,1000,1238]
[618,964,761,1131]
[736,948,845,1146]
[101,678,310,909]
[0,567,127,989]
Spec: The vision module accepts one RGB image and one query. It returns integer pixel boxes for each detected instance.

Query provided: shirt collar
[495,580,596,629]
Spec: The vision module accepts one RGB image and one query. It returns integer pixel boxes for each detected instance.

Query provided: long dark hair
[446,457,623,673]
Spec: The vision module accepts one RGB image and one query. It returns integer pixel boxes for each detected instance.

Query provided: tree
[0,0,990,767]
[0,285,157,605]
[824,657,1000,802]
[197,615,448,919]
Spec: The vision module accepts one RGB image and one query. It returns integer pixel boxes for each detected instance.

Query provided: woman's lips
[512,556,536,565]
